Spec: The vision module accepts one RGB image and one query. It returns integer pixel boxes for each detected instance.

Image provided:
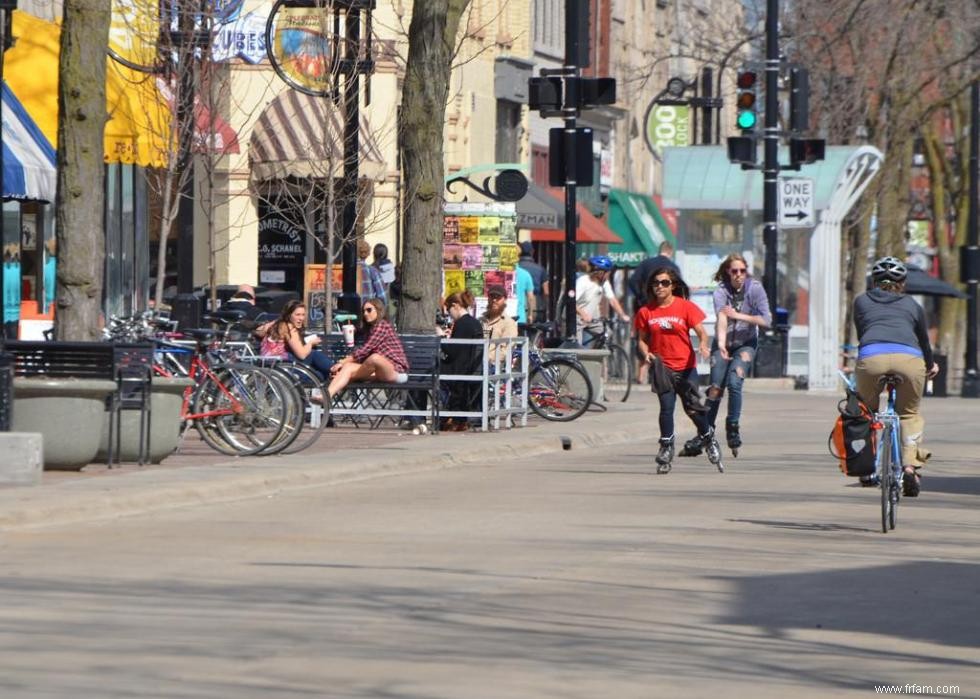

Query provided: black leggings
[656,366,710,439]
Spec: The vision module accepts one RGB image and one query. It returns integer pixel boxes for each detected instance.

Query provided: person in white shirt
[575,254,628,343]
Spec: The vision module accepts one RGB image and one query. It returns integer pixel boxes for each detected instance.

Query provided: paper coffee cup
[343,324,355,347]
[304,333,318,344]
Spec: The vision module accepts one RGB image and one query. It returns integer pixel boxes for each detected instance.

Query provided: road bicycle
[840,370,905,533]
[583,316,633,402]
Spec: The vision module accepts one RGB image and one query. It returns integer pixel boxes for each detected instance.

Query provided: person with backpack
[680,254,770,458]
[852,256,939,496]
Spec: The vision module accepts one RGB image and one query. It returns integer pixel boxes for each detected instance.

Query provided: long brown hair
[646,266,691,301]
[713,253,751,286]
[270,300,306,340]
[361,297,387,328]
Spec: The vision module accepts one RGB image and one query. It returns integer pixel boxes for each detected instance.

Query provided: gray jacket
[853,288,933,366]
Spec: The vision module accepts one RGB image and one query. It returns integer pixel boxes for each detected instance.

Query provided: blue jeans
[707,341,757,426]
[288,350,335,381]
[656,366,710,440]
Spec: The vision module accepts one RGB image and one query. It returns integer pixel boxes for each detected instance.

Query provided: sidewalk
[1,380,969,531]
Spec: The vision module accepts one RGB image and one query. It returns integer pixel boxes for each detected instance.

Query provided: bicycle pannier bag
[828,386,876,477]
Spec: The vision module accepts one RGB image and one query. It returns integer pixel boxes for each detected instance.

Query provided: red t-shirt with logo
[633,298,706,371]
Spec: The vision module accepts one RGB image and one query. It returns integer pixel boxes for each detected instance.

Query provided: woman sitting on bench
[328,297,409,398]
[256,300,334,379]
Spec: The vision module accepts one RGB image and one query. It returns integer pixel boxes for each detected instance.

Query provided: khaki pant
[855,353,928,467]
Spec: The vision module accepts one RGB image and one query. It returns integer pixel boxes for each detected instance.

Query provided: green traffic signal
[737,110,757,130]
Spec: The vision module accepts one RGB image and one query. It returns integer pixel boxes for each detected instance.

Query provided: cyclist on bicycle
[576,255,628,344]
[680,254,770,457]
[853,256,939,496]
[635,266,721,473]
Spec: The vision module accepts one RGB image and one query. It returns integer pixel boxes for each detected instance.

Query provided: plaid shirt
[352,319,408,372]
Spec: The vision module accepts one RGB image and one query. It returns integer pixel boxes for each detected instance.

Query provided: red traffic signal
[736,71,757,89]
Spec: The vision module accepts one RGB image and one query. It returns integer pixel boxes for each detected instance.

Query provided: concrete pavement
[0,380,972,532]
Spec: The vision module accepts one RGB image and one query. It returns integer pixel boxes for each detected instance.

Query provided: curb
[0,413,656,532]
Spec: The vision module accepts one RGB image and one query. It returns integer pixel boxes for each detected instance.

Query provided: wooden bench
[319,333,442,432]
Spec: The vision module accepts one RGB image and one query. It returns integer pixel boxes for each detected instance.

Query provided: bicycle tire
[606,343,632,402]
[196,364,289,456]
[880,422,893,533]
[192,374,251,456]
[528,357,593,422]
[274,362,329,454]
[251,368,305,455]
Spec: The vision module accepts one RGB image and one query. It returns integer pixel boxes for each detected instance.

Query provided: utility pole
[761,0,779,309]
[961,79,979,397]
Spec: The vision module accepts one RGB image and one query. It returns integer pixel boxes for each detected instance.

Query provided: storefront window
[104,163,150,318]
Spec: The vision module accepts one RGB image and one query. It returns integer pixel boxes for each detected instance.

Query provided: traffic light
[789,67,810,133]
[789,137,826,165]
[736,70,758,132]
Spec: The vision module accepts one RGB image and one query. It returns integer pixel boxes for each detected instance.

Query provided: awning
[516,181,565,230]
[662,145,865,211]
[5,10,169,168]
[606,188,677,266]
[530,187,622,244]
[249,90,386,182]
[1,83,56,201]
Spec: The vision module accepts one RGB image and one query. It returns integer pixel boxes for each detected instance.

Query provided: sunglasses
[652,279,673,288]
[362,307,377,314]
[488,294,505,300]
[729,268,748,276]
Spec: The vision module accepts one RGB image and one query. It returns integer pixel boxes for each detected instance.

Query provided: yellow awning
[5,10,170,168]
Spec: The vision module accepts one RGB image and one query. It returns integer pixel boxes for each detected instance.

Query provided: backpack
[828,384,877,477]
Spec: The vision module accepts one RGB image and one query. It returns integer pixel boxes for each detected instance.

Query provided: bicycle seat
[205,309,247,324]
[185,328,216,343]
[877,372,905,388]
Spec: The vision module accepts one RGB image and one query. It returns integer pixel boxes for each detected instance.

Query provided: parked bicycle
[583,316,633,402]
[520,322,594,421]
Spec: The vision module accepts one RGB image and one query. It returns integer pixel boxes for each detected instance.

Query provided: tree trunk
[55,0,110,341]
[397,0,470,334]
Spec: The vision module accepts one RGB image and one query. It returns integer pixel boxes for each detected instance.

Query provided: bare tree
[54,0,110,341]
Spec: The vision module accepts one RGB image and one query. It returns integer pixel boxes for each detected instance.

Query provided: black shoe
[859,474,879,487]
[903,468,921,497]
[678,436,703,457]
[725,420,741,449]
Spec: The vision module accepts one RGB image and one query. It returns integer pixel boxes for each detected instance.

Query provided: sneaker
[859,474,880,487]
[655,436,675,466]
[678,435,704,457]
[902,468,921,497]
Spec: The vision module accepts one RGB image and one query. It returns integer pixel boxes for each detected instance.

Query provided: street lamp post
[961,79,979,398]
[265,0,375,317]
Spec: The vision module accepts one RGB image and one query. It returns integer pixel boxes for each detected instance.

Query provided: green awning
[606,189,677,267]
[662,145,869,210]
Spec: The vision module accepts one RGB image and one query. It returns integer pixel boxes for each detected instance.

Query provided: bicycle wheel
[195,364,289,456]
[605,343,632,402]
[251,367,305,455]
[274,362,330,454]
[879,423,893,533]
[528,357,593,421]
[888,425,900,531]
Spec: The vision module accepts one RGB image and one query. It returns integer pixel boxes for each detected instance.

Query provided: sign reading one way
[778,177,815,228]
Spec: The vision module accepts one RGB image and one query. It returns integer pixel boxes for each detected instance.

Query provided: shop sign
[258,215,305,264]
[212,9,269,64]
[645,104,690,157]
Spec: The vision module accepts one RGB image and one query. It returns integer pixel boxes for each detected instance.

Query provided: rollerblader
[705,254,771,458]
[634,267,720,475]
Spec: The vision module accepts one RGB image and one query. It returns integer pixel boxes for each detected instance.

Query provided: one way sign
[778,177,815,228]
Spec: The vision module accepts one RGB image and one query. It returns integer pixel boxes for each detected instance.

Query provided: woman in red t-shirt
[634,266,720,472]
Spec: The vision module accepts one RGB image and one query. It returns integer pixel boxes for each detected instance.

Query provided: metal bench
[320,333,441,431]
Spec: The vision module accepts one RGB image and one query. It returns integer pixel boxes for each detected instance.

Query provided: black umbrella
[867,265,968,298]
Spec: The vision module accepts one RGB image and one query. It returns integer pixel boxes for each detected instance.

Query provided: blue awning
[2,82,56,201]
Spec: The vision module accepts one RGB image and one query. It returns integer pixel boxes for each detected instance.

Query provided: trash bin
[928,353,948,397]
[0,352,12,431]
[171,292,204,330]
[753,331,785,378]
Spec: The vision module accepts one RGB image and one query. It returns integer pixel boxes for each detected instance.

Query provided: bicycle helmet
[871,256,907,283]
[589,254,614,271]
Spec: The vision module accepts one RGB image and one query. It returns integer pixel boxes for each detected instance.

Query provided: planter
[97,377,194,464]
[12,377,117,471]
[546,348,609,400]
